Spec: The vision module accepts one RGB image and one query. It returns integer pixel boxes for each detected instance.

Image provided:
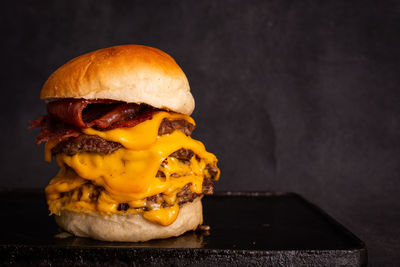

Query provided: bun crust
[55,198,203,242]
[41,45,194,115]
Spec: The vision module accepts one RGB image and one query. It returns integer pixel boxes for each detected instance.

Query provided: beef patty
[52,119,195,156]
[52,134,122,156]
[158,118,195,136]
[120,178,214,211]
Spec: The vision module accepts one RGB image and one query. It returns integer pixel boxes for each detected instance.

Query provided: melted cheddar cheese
[143,203,179,226]
[45,111,220,226]
[82,112,195,150]
[46,153,212,216]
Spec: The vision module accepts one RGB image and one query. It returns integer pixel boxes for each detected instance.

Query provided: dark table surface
[0,191,366,266]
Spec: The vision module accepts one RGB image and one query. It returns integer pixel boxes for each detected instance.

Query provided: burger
[30,44,220,242]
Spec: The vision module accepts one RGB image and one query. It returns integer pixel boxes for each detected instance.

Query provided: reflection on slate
[60,231,205,249]
[0,191,366,266]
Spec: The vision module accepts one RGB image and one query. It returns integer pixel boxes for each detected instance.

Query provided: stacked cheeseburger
[31,45,220,242]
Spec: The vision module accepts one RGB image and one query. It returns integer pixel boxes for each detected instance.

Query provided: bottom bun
[55,197,203,242]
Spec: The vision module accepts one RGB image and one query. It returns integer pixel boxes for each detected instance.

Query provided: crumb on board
[196,225,211,231]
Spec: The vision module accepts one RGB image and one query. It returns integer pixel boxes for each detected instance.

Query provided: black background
[1,0,399,265]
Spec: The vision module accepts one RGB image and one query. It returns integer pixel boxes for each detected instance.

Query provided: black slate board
[0,191,367,266]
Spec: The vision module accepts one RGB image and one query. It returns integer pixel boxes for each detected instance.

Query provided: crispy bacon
[29,116,80,145]
[31,99,157,145]
[105,109,156,130]
[47,99,143,129]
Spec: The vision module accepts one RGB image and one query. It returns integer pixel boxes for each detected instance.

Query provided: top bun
[41,45,195,115]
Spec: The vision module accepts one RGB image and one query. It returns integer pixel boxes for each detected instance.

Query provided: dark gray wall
[1,0,399,265]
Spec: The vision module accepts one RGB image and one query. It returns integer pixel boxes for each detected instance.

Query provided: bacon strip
[90,103,142,129]
[30,116,80,145]
[47,99,143,129]
[31,99,158,145]
[106,109,156,130]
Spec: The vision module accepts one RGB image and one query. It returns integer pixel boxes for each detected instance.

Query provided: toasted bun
[41,45,194,115]
[55,198,203,242]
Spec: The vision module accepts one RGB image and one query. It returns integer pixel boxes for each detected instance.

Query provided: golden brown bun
[55,198,203,242]
[41,45,194,115]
